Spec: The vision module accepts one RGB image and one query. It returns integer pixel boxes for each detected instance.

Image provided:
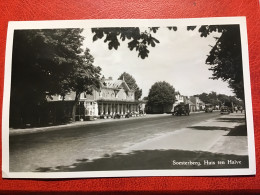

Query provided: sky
[82,26,234,98]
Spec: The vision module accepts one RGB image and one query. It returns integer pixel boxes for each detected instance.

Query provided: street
[9,112,248,172]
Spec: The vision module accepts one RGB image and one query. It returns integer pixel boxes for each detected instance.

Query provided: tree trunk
[72,92,81,122]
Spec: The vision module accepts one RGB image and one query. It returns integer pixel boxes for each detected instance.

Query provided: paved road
[10,112,221,172]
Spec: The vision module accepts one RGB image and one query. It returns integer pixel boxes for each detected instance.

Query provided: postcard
[2,17,255,178]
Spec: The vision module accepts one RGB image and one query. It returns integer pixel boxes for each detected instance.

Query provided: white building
[51,77,140,120]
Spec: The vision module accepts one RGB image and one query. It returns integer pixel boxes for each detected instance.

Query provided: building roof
[103,78,132,91]
[187,100,195,105]
[175,91,180,95]
[189,96,205,105]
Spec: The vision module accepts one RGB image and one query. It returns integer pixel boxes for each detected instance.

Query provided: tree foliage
[11,29,101,126]
[197,25,244,99]
[118,72,142,100]
[195,92,243,107]
[195,92,219,106]
[147,81,175,107]
[91,27,173,59]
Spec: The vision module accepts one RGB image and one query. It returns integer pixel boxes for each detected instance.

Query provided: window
[80,93,87,99]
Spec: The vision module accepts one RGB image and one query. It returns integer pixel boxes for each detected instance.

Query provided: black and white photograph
[2,17,255,178]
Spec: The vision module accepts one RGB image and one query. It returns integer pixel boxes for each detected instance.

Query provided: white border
[2,17,256,178]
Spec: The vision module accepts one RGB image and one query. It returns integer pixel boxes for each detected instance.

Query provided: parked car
[220,106,230,114]
[205,104,213,113]
[224,102,234,113]
[113,113,121,119]
[125,112,132,118]
[173,103,190,116]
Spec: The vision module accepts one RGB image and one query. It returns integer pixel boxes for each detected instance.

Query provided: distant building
[147,92,206,113]
[189,96,205,111]
[183,96,196,112]
[172,94,197,112]
[173,91,184,108]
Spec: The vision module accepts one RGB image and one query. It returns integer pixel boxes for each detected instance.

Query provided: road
[9,112,236,172]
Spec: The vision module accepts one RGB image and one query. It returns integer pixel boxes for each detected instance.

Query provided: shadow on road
[187,124,247,136]
[216,117,245,123]
[188,126,231,131]
[35,149,248,172]
[226,124,247,136]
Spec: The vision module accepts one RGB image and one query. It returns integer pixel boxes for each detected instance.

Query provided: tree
[195,25,244,99]
[11,29,101,126]
[147,81,175,112]
[217,94,232,105]
[195,92,243,107]
[118,72,142,100]
[196,92,223,106]
[207,91,220,105]
[195,91,220,106]
[67,48,102,121]
[229,96,244,107]
[195,93,211,104]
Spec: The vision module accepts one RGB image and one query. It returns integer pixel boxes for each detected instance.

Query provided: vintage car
[205,104,214,113]
[125,112,132,118]
[220,106,230,114]
[224,102,234,113]
[113,113,121,119]
[172,103,190,116]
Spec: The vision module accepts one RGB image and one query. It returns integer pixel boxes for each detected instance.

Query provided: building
[168,91,185,113]
[173,91,184,108]
[172,93,197,113]
[184,96,196,112]
[50,77,141,121]
[189,96,205,111]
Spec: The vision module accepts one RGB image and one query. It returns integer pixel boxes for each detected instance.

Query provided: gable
[103,79,131,91]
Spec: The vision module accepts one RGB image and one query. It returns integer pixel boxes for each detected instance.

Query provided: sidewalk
[119,112,247,156]
[39,112,248,172]
[9,111,205,136]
